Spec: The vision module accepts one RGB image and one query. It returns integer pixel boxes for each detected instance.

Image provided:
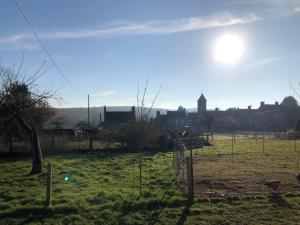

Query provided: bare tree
[0,63,57,175]
[121,79,161,149]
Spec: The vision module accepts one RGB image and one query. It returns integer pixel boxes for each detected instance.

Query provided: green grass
[192,136,300,196]
[1,137,300,224]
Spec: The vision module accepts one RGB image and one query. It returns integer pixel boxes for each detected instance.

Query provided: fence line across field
[1,131,300,201]
[174,132,300,199]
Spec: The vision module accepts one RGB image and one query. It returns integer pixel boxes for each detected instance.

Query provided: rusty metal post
[46,163,52,207]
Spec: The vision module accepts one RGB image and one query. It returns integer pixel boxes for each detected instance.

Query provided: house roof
[166,110,186,119]
[105,111,134,124]
[259,104,281,112]
[198,94,206,102]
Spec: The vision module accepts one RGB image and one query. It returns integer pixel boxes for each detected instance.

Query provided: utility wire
[14,0,83,96]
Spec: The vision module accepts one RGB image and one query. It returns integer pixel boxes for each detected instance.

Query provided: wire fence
[175,132,300,198]
[50,151,178,202]
[0,134,178,201]
[2,131,300,201]
[0,134,121,153]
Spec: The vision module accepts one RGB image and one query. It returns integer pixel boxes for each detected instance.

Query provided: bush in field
[120,119,161,150]
[99,127,121,148]
[118,79,162,150]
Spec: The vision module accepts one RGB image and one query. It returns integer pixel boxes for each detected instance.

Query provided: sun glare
[214,34,245,64]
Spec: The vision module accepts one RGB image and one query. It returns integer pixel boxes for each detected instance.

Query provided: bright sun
[214,34,245,64]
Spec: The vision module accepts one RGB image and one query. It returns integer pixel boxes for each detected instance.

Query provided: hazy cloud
[92,90,116,97]
[0,13,259,45]
[233,0,300,15]
[248,57,279,67]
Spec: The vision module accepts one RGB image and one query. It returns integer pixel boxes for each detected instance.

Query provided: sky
[1,0,300,110]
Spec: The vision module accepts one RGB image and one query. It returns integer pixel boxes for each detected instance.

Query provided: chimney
[248,105,251,110]
[156,110,161,117]
[131,106,136,121]
[260,101,265,107]
[103,105,106,122]
[275,101,279,106]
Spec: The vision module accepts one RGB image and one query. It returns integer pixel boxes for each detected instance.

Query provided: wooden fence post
[139,150,142,196]
[173,150,175,167]
[186,155,194,201]
[46,163,52,207]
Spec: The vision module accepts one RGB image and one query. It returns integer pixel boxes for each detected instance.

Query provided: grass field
[1,136,300,224]
[192,136,300,197]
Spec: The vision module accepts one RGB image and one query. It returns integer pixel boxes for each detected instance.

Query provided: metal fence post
[176,149,180,176]
[186,155,194,201]
[298,151,300,173]
[262,135,265,154]
[231,135,234,155]
[294,133,297,152]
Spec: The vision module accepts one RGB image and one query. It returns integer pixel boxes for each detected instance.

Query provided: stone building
[103,106,136,126]
[155,94,300,132]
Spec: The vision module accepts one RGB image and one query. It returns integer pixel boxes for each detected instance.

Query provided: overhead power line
[14,0,83,96]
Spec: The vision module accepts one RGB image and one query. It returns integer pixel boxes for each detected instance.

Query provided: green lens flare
[64,176,69,181]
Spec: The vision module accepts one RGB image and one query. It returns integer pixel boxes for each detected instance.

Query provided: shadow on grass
[0,206,78,220]
[0,152,32,162]
[0,147,174,163]
[269,193,291,208]
[176,201,192,225]
[146,191,179,225]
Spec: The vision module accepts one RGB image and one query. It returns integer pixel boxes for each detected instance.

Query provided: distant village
[101,94,300,132]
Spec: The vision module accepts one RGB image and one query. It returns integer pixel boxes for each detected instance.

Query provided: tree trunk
[29,126,42,175]
[17,116,42,175]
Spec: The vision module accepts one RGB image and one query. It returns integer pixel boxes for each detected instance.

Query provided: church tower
[198,94,207,114]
